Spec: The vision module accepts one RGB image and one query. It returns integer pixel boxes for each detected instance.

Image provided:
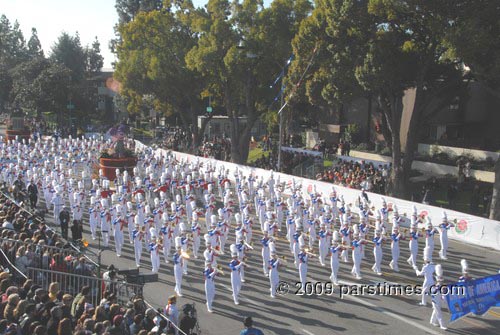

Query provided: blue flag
[446,274,500,322]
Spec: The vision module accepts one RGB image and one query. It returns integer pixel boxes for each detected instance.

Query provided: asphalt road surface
[2,126,499,335]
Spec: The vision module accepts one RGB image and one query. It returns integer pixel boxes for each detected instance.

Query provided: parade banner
[446,274,500,322]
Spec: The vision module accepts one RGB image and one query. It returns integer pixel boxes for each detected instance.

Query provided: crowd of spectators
[0,192,197,335]
[317,159,390,195]
[195,137,231,161]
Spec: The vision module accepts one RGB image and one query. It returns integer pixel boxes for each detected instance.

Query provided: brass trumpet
[181,250,191,259]
[216,264,225,276]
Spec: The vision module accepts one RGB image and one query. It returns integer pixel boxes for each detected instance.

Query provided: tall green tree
[290,0,466,197]
[50,32,86,83]
[27,28,43,58]
[446,0,500,220]
[186,0,311,163]
[85,37,104,74]
[115,1,208,145]
[0,15,28,112]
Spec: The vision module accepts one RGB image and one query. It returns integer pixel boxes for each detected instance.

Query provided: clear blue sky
[2,0,272,69]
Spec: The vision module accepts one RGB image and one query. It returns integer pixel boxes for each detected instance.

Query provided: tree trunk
[379,93,405,197]
[489,157,500,220]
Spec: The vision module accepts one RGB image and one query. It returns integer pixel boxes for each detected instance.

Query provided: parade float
[99,123,137,180]
[5,110,31,142]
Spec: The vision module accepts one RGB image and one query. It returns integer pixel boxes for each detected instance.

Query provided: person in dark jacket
[59,207,70,240]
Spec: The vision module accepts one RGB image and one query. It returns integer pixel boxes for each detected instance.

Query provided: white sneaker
[440,326,447,330]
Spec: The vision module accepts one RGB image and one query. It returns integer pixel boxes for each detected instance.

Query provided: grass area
[324,160,333,168]
[247,146,269,164]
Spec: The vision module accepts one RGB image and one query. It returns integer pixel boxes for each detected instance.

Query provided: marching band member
[330,231,344,285]
[173,237,187,297]
[407,224,421,269]
[126,201,135,244]
[318,221,329,267]
[459,259,472,282]
[416,256,436,306]
[430,264,447,330]
[191,212,201,259]
[268,241,280,298]
[132,219,144,268]
[100,199,111,247]
[438,211,454,260]
[204,260,219,313]
[297,236,309,292]
[89,196,99,240]
[261,228,272,276]
[112,209,125,257]
[389,226,404,272]
[424,218,438,262]
[351,225,366,280]
[340,216,351,263]
[229,244,244,305]
[148,230,161,273]
[371,228,384,276]
[203,234,219,267]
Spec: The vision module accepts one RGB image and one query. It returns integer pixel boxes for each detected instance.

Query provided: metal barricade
[26,267,143,307]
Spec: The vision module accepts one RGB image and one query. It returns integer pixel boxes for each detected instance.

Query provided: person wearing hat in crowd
[229,243,245,305]
[416,256,436,306]
[203,260,220,312]
[438,211,454,260]
[132,218,144,268]
[407,224,421,269]
[430,264,447,330]
[240,316,264,335]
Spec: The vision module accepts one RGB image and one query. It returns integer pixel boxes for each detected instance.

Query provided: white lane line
[301,329,316,335]
[341,292,443,335]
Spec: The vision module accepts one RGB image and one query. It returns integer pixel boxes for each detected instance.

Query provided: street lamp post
[277,86,284,172]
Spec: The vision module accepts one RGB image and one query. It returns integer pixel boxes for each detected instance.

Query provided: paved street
[2,126,499,335]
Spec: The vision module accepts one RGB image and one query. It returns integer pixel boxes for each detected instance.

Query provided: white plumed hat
[332,231,340,242]
[435,264,443,281]
[461,259,469,274]
[230,244,238,257]
[269,241,277,255]
[175,236,182,249]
